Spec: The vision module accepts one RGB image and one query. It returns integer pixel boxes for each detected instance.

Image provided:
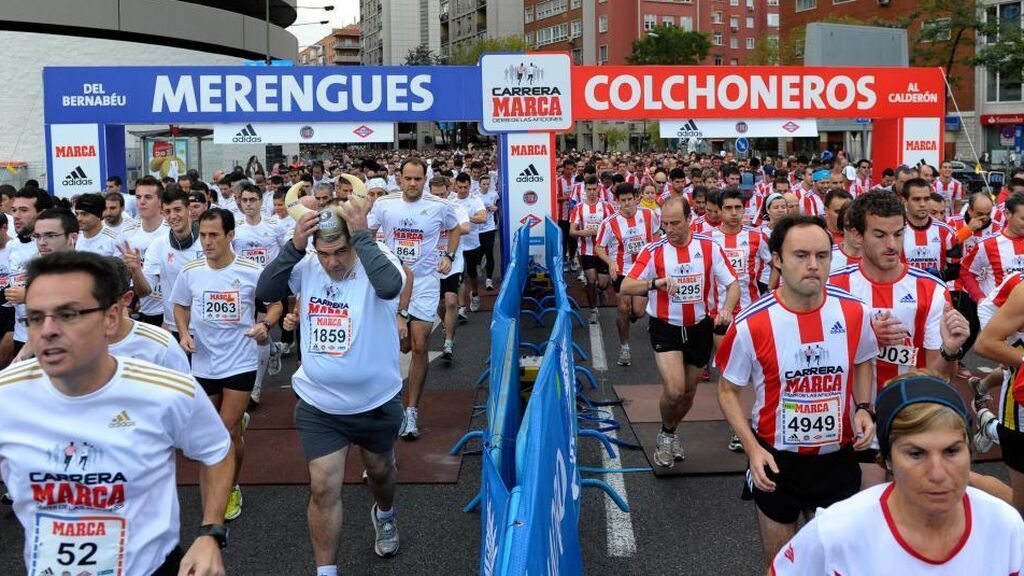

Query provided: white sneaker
[589,308,599,324]
[974,408,998,453]
[616,346,631,366]
[470,295,481,312]
[458,307,468,324]
[371,504,400,558]
[577,271,586,283]
[249,385,261,405]
[485,279,495,291]
[400,407,420,439]
[654,431,676,468]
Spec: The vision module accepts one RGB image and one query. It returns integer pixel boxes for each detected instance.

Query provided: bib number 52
[57,541,98,566]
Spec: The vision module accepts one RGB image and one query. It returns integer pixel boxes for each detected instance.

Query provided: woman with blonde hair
[770,371,1024,575]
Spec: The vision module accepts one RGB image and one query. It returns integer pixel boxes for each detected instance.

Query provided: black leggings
[478,230,497,279]
[953,290,980,353]
[559,220,577,260]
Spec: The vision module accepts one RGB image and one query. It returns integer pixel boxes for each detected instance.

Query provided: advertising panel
[501,132,555,265]
[480,53,573,133]
[659,118,819,139]
[50,123,103,198]
[212,122,394,144]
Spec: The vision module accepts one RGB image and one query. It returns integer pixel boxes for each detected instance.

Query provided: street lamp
[265,2,335,65]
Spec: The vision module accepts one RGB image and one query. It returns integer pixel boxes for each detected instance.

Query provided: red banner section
[571,66,945,120]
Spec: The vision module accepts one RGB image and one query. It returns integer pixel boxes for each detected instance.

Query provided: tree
[910,0,981,89]
[744,37,781,65]
[645,121,670,151]
[404,44,441,66]
[447,35,530,66]
[626,25,711,65]
[603,127,628,152]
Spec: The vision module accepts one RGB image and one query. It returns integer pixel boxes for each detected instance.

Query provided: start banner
[572,66,945,120]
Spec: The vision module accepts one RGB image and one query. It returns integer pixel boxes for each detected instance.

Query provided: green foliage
[448,36,531,66]
[603,127,629,151]
[404,44,441,66]
[626,25,711,65]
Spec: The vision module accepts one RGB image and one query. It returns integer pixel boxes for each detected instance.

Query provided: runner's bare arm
[976,281,1024,366]
[255,240,307,303]
[718,376,778,491]
[851,360,875,450]
[181,445,235,576]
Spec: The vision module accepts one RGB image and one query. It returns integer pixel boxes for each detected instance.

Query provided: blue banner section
[480,451,510,576]
[43,66,482,124]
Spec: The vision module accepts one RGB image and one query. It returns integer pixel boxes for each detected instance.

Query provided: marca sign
[480,53,572,132]
[49,123,102,199]
[212,122,394,144]
[502,132,555,263]
[659,118,819,139]
[901,117,942,169]
[572,67,945,120]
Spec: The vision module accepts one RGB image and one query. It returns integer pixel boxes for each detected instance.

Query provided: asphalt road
[0,272,1010,575]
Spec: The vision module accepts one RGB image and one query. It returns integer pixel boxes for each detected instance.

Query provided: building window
[746,37,755,49]
[644,14,657,31]
[833,0,854,3]
[713,32,723,45]
[525,31,534,46]
[730,36,738,48]
[767,13,779,27]
[712,11,723,24]
[572,47,582,64]
[731,58,739,65]
[730,16,739,29]
[525,7,533,24]
[746,0,755,7]
[796,0,816,11]
[680,16,693,31]
[535,0,567,20]
[571,19,582,37]
[746,16,754,28]
[767,0,778,4]
[921,18,952,42]
[570,0,582,8]
[599,44,608,63]
[599,14,608,32]
[714,54,724,65]
[730,0,739,5]
[536,22,569,46]
[662,16,675,26]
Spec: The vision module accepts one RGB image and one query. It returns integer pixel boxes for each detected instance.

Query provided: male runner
[621,197,738,466]
[709,188,770,313]
[934,160,965,216]
[73,194,119,257]
[557,159,579,271]
[849,159,872,196]
[717,215,877,566]
[7,187,53,356]
[433,177,470,360]
[109,259,190,372]
[595,183,660,366]
[449,173,487,318]
[172,208,282,521]
[256,195,408,570]
[962,192,1024,301]
[106,174,137,218]
[117,176,170,327]
[823,189,853,245]
[368,158,460,438]
[570,175,616,324]
[103,191,136,237]
[0,251,233,576]
[798,169,829,217]
[899,178,956,278]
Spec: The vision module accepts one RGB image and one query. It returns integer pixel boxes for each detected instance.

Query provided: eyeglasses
[31,232,66,241]
[20,306,109,327]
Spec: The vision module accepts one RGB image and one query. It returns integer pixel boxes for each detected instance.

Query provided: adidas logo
[108,409,136,429]
[900,293,916,303]
[830,321,845,335]
[675,120,703,139]
[516,164,543,183]
[233,123,262,143]
[62,165,92,187]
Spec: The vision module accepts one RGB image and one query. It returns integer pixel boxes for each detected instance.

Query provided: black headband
[875,376,970,458]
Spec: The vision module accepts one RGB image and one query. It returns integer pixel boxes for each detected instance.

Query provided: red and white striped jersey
[716,285,878,454]
[963,231,1024,296]
[690,216,720,235]
[571,200,616,256]
[596,208,661,275]
[799,190,825,217]
[626,235,737,326]
[572,183,614,205]
[625,172,640,187]
[745,193,764,226]
[755,180,774,198]
[948,216,1002,291]
[709,226,771,311]
[978,272,1024,348]
[933,177,965,214]
[829,264,947,397]
[557,176,575,220]
[850,177,872,197]
[829,245,861,273]
[903,218,955,273]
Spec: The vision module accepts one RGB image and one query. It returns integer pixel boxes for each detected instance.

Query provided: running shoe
[589,308,599,324]
[969,376,992,412]
[279,341,295,357]
[577,270,586,283]
[671,434,685,461]
[1,491,11,505]
[268,341,283,376]
[701,367,712,382]
[470,294,481,313]
[974,408,997,453]
[485,279,495,291]
[654,431,677,468]
[400,407,420,439]
[249,385,261,406]
[241,411,250,435]
[224,485,243,521]
[571,259,580,272]
[957,363,973,380]
[441,342,454,363]
[728,434,744,453]
[458,308,468,324]
[371,504,400,558]
[616,346,631,366]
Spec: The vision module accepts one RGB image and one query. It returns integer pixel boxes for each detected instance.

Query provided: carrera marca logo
[511,144,548,156]
[55,145,97,158]
[492,62,564,121]
[905,140,937,151]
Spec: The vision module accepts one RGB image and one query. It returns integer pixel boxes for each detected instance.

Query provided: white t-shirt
[448,193,486,251]
[170,255,263,379]
[288,247,406,415]
[772,483,1024,575]
[478,190,499,233]
[9,238,38,343]
[109,320,191,374]
[0,357,230,576]
[122,193,138,219]
[368,193,460,279]
[0,243,11,301]
[104,217,136,239]
[232,216,286,267]
[437,203,469,279]
[142,233,205,332]
[121,222,170,317]
[75,227,120,257]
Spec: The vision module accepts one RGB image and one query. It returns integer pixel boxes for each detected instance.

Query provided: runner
[7,187,53,357]
[449,173,487,319]
[368,157,460,439]
[476,174,500,292]
[797,169,829,217]
[717,215,877,566]
[118,176,170,327]
[708,188,770,313]
[899,178,956,279]
[256,193,408,569]
[595,183,660,366]
[102,191,136,237]
[849,159,872,196]
[0,251,233,576]
[105,175,137,218]
[570,175,616,324]
[432,177,470,360]
[171,207,281,522]
[557,159,579,272]
[73,194,119,257]
[108,258,190,372]
[948,191,1000,369]
[961,192,1024,300]
[823,189,852,245]
[770,373,1024,575]
[934,160,965,216]
[621,196,738,467]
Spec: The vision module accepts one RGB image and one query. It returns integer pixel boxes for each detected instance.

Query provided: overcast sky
[286,0,361,49]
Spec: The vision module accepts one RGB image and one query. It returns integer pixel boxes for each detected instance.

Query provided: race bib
[584,217,602,231]
[625,235,645,255]
[9,272,26,287]
[395,239,421,264]
[30,513,126,576]
[781,395,842,447]
[724,248,748,275]
[309,312,352,356]
[202,291,240,322]
[670,274,703,304]
[877,343,919,367]
[242,247,269,265]
[0,274,9,289]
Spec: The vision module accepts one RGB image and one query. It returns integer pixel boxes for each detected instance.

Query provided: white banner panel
[659,118,819,139]
[900,117,941,169]
[502,132,555,263]
[212,122,395,144]
[480,53,572,133]
[50,123,103,198]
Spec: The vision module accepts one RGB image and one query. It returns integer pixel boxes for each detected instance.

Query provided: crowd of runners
[1,146,1024,574]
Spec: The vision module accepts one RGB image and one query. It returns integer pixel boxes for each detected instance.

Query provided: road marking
[589,318,636,557]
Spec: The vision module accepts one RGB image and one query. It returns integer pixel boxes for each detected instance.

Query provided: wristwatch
[197,523,229,549]
[398,309,410,320]
[855,402,875,419]
[444,252,456,261]
[261,320,271,330]
[940,346,965,362]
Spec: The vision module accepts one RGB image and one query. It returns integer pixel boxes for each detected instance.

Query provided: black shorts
[998,424,1024,474]
[0,306,14,336]
[136,312,164,327]
[612,276,625,293]
[463,247,481,280]
[745,438,860,524]
[294,394,404,460]
[580,255,609,275]
[195,370,257,396]
[151,546,185,576]
[648,316,713,368]
[440,272,462,295]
